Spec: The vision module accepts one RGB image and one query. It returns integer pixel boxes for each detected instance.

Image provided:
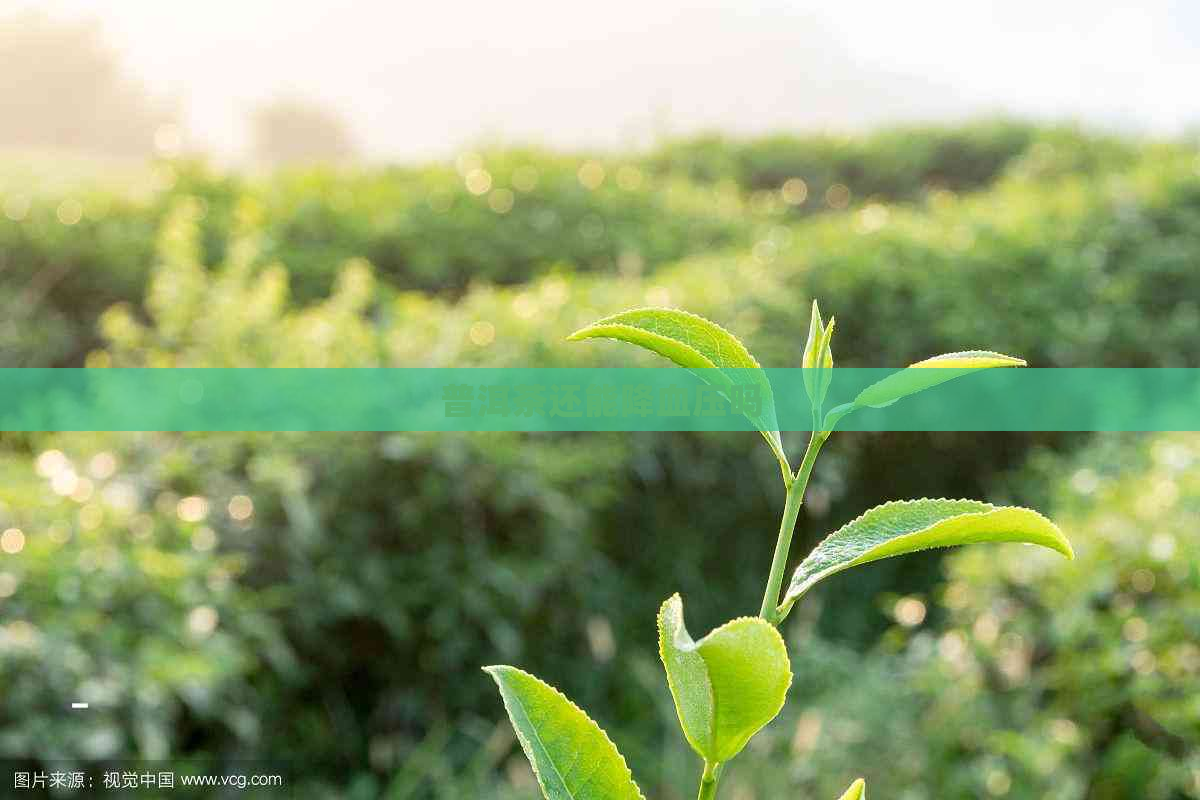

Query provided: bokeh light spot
[3,194,30,221]
[825,183,851,210]
[1,528,26,555]
[191,526,217,552]
[35,450,70,478]
[781,177,808,205]
[577,161,605,190]
[465,168,493,196]
[1130,569,1156,593]
[56,199,83,226]
[469,321,496,346]
[511,293,538,320]
[177,496,209,523]
[187,606,219,638]
[894,596,926,627]
[488,188,515,214]
[228,495,254,521]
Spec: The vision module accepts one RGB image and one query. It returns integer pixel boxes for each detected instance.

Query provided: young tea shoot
[485,302,1073,799]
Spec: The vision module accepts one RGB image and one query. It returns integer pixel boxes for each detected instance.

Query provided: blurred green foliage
[0,120,1150,366]
[643,120,1139,204]
[905,433,1200,798]
[0,122,1198,798]
[0,149,748,365]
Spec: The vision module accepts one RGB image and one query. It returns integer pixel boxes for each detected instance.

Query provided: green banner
[0,368,1197,431]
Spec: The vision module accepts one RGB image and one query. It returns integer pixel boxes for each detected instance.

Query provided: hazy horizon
[7,0,1199,162]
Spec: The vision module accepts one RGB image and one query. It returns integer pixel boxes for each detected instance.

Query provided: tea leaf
[802,300,835,410]
[855,350,1025,409]
[836,779,867,800]
[657,594,791,764]
[780,499,1072,615]
[568,307,788,475]
[821,401,856,431]
[484,665,645,800]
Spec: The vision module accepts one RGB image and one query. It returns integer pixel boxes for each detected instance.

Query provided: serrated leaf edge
[568,307,789,476]
[911,350,1026,367]
[805,496,1072,560]
[657,594,716,757]
[657,596,793,763]
[701,615,793,754]
[484,665,647,800]
[567,306,764,368]
[781,498,1073,612]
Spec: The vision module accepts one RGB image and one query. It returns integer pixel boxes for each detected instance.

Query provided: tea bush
[642,120,1137,204]
[905,433,1200,798]
[0,121,1153,366]
[0,151,747,365]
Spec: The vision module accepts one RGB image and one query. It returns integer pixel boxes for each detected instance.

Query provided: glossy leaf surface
[780,499,1072,614]
[485,665,645,800]
[568,307,788,473]
[657,594,791,764]
[854,350,1026,409]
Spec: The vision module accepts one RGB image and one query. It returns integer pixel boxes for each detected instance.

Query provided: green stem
[697,761,720,800]
[697,430,829,800]
[758,430,827,624]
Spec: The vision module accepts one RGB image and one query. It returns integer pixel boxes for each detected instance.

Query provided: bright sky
[9,0,1200,160]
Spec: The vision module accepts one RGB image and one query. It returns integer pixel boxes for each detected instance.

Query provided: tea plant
[485,303,1073,799]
